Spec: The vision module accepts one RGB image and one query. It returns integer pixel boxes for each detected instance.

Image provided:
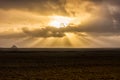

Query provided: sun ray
[65,33,84,47]
[42,38,56,47]
[83,34,108,48]
[50,37,68,48]
[62,37,73,47]
[33,38,46,48]
[29,38,44,47]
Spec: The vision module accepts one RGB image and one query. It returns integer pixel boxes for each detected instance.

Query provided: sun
[49,16,72,28]
[50,21,66,28]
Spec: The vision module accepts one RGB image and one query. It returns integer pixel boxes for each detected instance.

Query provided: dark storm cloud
[107,0,120,30]
[0,0,109,16]
[108,0,120,5]
[22,27,65,38]
[0,0,68,16]
[0,0,103,8]
[21,22,120,38]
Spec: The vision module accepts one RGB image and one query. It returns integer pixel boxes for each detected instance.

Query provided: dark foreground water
[0,48,120,80]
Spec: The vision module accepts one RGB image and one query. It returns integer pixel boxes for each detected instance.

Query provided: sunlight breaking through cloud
[0,0,120,48]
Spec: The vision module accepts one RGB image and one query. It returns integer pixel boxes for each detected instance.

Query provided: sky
[0,0,120,48]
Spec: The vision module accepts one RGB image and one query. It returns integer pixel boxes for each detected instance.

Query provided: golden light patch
[50,21,64,28]
[49,16,73,28]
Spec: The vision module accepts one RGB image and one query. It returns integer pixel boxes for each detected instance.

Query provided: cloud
[108,0,120,6]
[0,0,120,38]
[0,32,26,38]
[21,23,120,38]
[0,25,119,39]
[22,27,65,37]
[0,0,68,16]
[0,0,107,16]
